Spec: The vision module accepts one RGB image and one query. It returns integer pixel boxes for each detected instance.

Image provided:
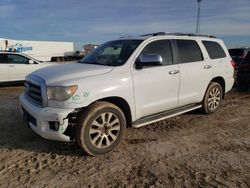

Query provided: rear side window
[203,41,226,59]
[141,40,173,65]
[176,40,203,63]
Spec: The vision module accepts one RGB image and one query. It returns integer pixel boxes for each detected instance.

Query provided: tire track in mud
[194,169,249,188]
[0,143,83,187]
[0,153,35,179]
[45,161,96,186]
[0,152,41,188]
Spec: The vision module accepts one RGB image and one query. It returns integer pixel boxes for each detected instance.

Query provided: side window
[202,41,226,59]
[0,54,8,64]
[140,40,173,65]
[176,40,203,63]
[7,54,29,64]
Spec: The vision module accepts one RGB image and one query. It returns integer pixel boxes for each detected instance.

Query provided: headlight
[47,85,78,101]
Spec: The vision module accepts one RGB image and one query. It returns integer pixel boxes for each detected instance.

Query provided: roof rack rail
[196,34,216,38]
[141,32,166,36]
[119,36,134,39]
[140,32,216,38]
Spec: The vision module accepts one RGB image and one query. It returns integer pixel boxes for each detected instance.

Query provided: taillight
[230,59,236,68]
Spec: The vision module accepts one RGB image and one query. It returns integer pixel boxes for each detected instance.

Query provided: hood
[31,63,114,85]
[39,61,58,66]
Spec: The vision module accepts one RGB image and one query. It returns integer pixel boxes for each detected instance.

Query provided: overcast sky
[0,0,249,50]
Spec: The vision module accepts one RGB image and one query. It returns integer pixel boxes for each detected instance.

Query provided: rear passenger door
[175,39,212,106]
[0,54,10,82]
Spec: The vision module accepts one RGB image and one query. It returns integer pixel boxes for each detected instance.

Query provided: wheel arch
[210,77,226,98]
[97,96,132,128]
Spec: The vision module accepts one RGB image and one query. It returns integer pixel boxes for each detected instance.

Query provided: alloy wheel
[89,112,121,148]
[208,87,221,111]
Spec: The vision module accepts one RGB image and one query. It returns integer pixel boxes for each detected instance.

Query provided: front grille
[24,80,43,106]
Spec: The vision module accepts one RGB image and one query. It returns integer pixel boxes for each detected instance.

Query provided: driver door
[132,40,180,119]
[0,54,10,82]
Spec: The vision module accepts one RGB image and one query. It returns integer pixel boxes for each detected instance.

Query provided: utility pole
[196,0,202,34]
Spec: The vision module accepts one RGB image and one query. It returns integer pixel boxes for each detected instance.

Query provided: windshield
[79,40,142,66]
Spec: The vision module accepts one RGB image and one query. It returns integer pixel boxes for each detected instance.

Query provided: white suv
[20,32,234,155]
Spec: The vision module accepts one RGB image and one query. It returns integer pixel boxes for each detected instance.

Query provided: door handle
[9,65,15,67]
[169,70,179,75]
[204,65,212,69]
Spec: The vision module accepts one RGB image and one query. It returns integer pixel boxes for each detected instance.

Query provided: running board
[132,104,202,128]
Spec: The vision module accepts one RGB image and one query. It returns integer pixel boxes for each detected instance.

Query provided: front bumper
[20,93,74,142]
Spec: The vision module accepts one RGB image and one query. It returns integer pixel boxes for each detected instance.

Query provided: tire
[76,101,126,156]
[201,82,223,114]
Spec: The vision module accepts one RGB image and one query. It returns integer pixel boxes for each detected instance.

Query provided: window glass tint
[80,40,142,66]
[203,41,226,59]
[100,46,121,56]
[0,54,8,64]
[176,40,203,63]
[228,49,244,57]
[141,40,173,65]
[7,54,29,64]
[243,52,250,64]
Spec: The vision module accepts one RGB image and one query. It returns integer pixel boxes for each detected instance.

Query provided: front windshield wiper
[79,61,108,66]
[80,61,96,64]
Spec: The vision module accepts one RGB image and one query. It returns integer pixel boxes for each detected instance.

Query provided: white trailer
[0,38,74,62]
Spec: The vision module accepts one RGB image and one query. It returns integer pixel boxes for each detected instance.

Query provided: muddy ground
[0,86,249,188]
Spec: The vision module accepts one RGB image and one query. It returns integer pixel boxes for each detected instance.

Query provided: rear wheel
[201,82,223,114]
[76,101,126,156]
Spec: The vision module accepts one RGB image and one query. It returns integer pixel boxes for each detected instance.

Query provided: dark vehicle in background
[237,51,250,91]
[229,47,250,68]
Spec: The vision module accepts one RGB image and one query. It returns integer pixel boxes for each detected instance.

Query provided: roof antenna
[196,0,202,34]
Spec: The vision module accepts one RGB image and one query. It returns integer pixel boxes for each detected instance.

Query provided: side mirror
[136,54,163,69]
[28,60,34,64]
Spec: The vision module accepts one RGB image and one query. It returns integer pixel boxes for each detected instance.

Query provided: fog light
[49,121,60,131]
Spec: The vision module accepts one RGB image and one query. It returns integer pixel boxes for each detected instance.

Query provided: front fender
[47,69,136,121]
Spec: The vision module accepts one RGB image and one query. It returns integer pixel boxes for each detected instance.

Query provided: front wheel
[76,101,126,156]
[201,82,223,114]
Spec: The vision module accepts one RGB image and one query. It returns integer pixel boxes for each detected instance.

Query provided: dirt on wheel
[0,86,249,187]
